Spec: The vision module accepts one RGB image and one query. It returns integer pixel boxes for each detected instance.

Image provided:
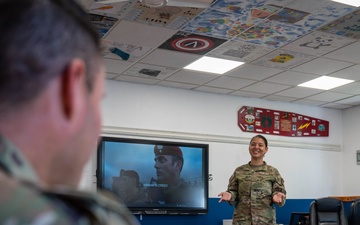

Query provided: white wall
[80,80,346,199]
[342,105,360,195]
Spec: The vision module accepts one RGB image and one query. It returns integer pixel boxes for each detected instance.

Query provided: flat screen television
[96,136,209,215]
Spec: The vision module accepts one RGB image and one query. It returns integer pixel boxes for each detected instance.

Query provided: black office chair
[348,198,360,225]
[309,197,348,225]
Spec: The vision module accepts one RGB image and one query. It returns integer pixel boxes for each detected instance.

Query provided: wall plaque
[238,106,329,137]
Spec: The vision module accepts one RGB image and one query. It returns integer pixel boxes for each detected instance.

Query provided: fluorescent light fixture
[184,56,244,74]
[330,0,360,7]
[298,76,354,90]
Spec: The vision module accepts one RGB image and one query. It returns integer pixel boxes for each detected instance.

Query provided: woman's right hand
[218,191,231,202]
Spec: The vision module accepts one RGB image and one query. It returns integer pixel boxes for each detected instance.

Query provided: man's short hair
[0,0,101,114]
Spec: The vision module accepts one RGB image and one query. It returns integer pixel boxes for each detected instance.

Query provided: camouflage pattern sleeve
[0,171,84,225]
[227,167,240,206]
[0,171,140,225]
[42,188,140,225]
[0,136,84,225]
[0,136,139,225]
[271,167,286,207]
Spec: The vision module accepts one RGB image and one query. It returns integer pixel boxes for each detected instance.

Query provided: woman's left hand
[273,192,286,204]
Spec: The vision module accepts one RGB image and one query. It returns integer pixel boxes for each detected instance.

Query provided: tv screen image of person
[97,136,209,215]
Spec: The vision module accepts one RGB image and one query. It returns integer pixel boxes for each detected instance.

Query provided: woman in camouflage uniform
[218,135,286,225]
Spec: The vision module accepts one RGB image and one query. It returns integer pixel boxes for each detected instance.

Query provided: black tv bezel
[96,136,209,215]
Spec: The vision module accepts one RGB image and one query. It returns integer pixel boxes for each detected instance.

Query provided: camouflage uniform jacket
[0,135,139,225]
[227,162,286,225]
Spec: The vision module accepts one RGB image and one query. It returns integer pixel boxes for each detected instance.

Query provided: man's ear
[60,59,86,120]
[175,160,183,170]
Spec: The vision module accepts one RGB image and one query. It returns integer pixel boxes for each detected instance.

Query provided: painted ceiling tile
[318,9,360,39]
[158,31,227,55]
[233,20,307,48]
[206,40,275,62]
[284,0,355,15]
[251,49,315,69]
[181,9,242,39]
[89,1,129,17]
[120,1,206,29]
[281,30,356,56]
[102,39,153,62]
[182,0,357,47]
[89,13,119,38]
[123,63,177,79]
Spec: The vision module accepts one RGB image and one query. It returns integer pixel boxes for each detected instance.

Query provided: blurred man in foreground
[0,0,139,224]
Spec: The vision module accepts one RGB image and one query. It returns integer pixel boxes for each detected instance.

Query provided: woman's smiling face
[249,136,268,160]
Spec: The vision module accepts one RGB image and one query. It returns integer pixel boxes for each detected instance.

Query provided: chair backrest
[348,198,360,225]
[309,197,348,225]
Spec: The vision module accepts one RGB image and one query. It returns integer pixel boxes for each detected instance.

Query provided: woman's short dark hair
[0,0,101,113]
[250,135,268,147]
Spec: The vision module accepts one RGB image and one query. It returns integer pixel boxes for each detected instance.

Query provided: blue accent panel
[275,199,314,224]
[134,198,351,225]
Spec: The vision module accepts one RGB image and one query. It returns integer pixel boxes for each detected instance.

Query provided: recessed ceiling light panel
[298,76,354,90]
[330,0,360,7]
[184,56,244,74]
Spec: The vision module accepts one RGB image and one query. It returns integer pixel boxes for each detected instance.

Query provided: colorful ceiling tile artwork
[87,0,358,51]
[115,1,205,29]
[80,0,360,110]
[158,31,227,55]
[182,0,356,48]
[90,13,119,38]
[318,9,360,39]
[231,19,307,48]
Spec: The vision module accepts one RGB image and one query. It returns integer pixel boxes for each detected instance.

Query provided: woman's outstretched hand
[273,192,286,204]
[218,191,231,203]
